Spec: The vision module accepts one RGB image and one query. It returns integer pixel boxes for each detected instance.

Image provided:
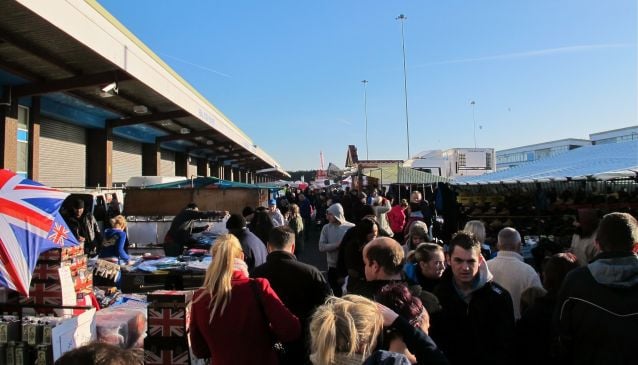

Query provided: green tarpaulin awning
[145,176,280,190]
[363,166,450,185]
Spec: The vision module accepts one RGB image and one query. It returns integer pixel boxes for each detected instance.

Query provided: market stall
[0,170,213,364]
[362,165,450,201]
[124,176,279,247]
[451,141,638,262]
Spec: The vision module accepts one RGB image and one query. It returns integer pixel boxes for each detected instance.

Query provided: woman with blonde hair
[287,203,305,253]
[463,220,493,259]
[98,215,130,263]
[309,295,448,365]
[189,234,300,364]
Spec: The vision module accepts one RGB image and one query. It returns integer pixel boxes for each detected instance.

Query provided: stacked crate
[144,290,193,365]
[21,243,92,313]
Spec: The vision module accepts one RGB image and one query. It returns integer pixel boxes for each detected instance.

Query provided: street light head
[396,14,407,21]
[361,80,368,84]
[470,100,476,105]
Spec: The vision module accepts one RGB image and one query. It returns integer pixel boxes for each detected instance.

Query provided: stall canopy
[364,166,450,185]
[454,140,638,185]
[143,177,279,191]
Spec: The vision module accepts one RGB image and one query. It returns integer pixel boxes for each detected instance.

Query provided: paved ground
[295,221,327,272]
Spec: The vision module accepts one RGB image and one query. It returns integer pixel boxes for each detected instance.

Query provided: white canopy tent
[454,141,638,185]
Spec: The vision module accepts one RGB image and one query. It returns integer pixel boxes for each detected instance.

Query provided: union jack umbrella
[0,169,79,296]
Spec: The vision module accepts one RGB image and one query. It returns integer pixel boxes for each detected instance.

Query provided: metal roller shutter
[40,119,86,187]
[112,138,142,185]
[160,150,175,176]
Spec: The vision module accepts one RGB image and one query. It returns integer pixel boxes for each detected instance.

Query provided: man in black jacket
[554,212,638,365]
[165,203,226,256]
[252,226,332,365]
[64,199,101,256]
[430,231,514,365]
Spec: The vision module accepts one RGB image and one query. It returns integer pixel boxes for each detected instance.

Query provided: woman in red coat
[189,234,301,364]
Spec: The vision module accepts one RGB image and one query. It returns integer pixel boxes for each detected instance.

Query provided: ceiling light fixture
[179,127,190,134]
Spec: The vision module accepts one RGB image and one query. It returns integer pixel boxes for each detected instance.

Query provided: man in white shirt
[488,227,543,319]
[318,203,355,296]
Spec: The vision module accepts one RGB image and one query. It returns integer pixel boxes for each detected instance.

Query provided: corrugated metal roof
[145,176,279,190]
[454,141,638,185]
[364,166,450,185]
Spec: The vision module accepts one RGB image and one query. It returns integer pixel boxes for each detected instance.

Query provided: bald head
[363,237,405,278]
[497,227,521,252]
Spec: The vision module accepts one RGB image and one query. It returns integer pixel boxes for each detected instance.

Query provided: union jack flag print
[0,169,79,296]
[148,308,189,337]
[145,347,190,365]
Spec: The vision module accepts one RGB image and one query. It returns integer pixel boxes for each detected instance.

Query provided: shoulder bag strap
[249,279,269,325]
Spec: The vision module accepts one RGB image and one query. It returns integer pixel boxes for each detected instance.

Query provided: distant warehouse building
[496,125,638,170]
[405,148,496,178]
[590,126,638,145]
[495,139,590,170]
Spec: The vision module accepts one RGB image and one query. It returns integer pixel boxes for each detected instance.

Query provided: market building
[495,125,638,170]
[0,0,289,189]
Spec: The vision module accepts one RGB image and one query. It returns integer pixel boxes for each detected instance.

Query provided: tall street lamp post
[396,14,411,160]
[362,79,369,160]
[470,100,477,148]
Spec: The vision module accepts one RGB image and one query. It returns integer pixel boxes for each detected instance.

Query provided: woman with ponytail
[309,295,448,365]
[189,234,301,364]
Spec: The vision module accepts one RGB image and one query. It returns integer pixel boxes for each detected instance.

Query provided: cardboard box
[144,338,190,365]
[38,243,84,262]
[147,290,194,305]
[96,305,146,349]
[147,306,190,338]
[73,269,93,293]
[20,282,63,306]
[34,255,87,279]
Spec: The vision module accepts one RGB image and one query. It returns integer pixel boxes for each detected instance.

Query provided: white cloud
[158,52,232,78]
[416,43,634,67]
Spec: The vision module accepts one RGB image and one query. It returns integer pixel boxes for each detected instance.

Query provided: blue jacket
[99,228,129,261]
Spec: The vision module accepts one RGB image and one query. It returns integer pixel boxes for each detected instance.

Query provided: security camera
[101,82,118,93]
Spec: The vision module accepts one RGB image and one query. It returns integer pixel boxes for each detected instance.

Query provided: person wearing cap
[226,213,268,272]
[268,198,285,228]
[319,203,355,296]
[165,203,228,256]
[64,198,101,256]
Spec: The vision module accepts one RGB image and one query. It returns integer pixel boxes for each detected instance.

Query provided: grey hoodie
[319,203,354,267]
[588,254,638,288]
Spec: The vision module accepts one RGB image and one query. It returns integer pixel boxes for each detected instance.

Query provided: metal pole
[362,80,369,160]
[396,14,411,160]
[471,100,477,148]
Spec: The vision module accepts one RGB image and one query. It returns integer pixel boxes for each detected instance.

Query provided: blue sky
[98,0,637,171]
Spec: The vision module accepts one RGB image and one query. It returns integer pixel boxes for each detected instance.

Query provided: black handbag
[249,279,288,360]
